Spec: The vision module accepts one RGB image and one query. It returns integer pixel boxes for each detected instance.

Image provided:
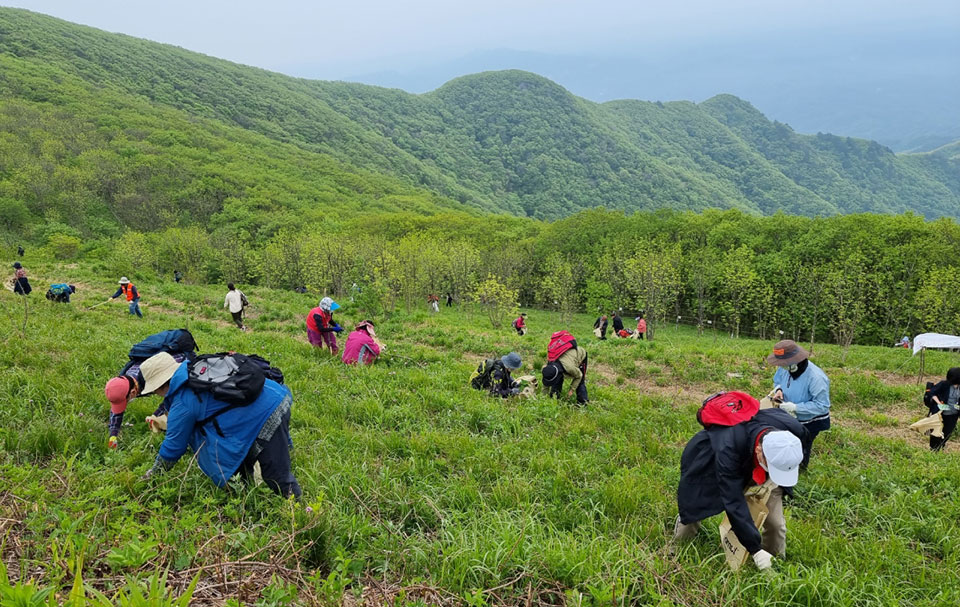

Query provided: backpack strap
[195,401,245,437]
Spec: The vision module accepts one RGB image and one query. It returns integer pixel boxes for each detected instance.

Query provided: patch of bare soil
[589,361,712,405]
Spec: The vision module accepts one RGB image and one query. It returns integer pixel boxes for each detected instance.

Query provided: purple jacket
[342,330,381,365]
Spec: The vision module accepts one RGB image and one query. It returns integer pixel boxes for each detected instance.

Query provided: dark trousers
[240,408,301,499]
[231,310,244,328]
[931,414,959,451]
[801,417,831,467]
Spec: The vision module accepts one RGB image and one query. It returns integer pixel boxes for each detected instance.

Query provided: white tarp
[913,333,960,355]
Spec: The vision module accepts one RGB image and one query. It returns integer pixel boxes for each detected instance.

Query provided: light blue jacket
[158,363,291,487]
[773,361,831,422]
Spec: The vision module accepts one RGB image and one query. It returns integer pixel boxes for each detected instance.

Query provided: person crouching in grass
[138,353,301,499]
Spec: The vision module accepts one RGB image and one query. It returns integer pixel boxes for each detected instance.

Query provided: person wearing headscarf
[342,320,383,365]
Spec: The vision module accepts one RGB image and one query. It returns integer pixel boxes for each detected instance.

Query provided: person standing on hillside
[445,292,454,307]
[138,352,301,499]
[174,270,183,283]
[11,262,31,295]
[611,311,625,336]
[17,245,24,257]
[224,283,248,330]
[306,297,342,355]
[673,399,809,570]
[109,277,142,317]
[924,367,960,451]
[635,313,647,340]
[767,340,830,467]
[428,294,440,313]
[342,320,383,365]
[593,314,608,340]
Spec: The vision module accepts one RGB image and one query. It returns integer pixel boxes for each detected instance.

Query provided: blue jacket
[158,363,291,487]
[773,361,831,422]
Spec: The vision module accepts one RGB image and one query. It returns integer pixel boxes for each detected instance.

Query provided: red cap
[105,376,132,414]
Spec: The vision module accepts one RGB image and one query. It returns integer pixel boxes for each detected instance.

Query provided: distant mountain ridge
[1,7,958,223]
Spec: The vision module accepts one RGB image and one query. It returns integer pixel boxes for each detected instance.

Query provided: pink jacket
[342,329,381,365]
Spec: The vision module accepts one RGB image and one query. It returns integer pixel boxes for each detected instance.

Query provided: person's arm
[110,287,123,299]
[792,372,830,419]
[714,442,763,554]
[313,313,338,332]
[154,394,198,469]
[224,294,230,309]
[130,285,139,299]
[365,335,381,357]
[560,351,583,393]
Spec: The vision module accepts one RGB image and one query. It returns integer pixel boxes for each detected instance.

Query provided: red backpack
[547,331,577,361]
[696,391,759,428]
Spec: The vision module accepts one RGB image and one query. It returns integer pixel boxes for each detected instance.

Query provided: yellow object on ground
[910,411,944,439]
[719,481,775,571]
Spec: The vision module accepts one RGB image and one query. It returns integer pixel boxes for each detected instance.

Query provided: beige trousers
[673,487,786,556]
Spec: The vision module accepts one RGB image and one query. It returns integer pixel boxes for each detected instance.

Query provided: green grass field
[2,257,960,606]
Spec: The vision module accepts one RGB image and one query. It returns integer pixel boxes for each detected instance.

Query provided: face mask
[788,364,799,373]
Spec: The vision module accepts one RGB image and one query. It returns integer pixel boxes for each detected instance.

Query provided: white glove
[779,402,798,416]
[752,549,773,570]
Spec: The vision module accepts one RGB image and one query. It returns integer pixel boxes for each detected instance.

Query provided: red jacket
[306,306,331,333]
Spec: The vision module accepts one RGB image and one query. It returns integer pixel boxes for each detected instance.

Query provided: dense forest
[1,7,958,223]
[3,8,960,348]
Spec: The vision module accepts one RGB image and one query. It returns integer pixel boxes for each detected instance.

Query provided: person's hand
[142,467,155,481]
[752,550,773,570]
[774,389,784,401]
[779,402,798,416]
[333,326,343,333]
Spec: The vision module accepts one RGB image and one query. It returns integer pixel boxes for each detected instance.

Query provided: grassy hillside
[2,257,960,605]
[1,8,958,223]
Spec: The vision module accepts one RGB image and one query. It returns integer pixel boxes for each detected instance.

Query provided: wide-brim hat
[765,340,809,366]
[119,277,130,284]
[140,352,180,394]
[12,262,22,269]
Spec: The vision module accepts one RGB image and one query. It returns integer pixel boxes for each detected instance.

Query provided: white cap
[761,431,803,487]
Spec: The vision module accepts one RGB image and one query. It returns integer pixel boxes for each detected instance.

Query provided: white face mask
[788,363,799,372]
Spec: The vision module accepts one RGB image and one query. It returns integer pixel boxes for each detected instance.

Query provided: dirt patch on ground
[590,361,712,405]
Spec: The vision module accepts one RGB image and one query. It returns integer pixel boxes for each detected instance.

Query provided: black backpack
[470,359,501,390]
[187,353,284,436]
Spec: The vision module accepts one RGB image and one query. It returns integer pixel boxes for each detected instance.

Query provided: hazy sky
[6,1,958,78]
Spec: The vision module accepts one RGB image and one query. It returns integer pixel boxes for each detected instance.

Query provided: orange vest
[121,283,136,301]
[306,306,330,333]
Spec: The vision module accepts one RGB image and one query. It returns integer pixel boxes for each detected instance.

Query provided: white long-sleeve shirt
[224,290,245,313]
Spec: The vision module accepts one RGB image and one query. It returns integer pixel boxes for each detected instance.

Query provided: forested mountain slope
[1,7,958,224]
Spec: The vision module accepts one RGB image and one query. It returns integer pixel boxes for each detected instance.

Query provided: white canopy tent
[913,333,960,356]
[912,333,960,382]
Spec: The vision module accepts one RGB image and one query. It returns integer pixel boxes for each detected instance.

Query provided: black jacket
[677,408,810,554]
[925,380,958,415]
[471,359,517,398]
[612,316,624,333]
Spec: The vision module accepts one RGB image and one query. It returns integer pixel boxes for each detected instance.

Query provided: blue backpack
[49,283,72,295]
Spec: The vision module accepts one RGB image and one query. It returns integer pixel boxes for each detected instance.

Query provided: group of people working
[13,258,949,573]
[594,311,646,340]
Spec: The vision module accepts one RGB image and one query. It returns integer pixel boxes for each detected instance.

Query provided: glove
[752,549,773,570]
[332,325,344,333]
[108,435,118,449]
[779,402,798,416]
